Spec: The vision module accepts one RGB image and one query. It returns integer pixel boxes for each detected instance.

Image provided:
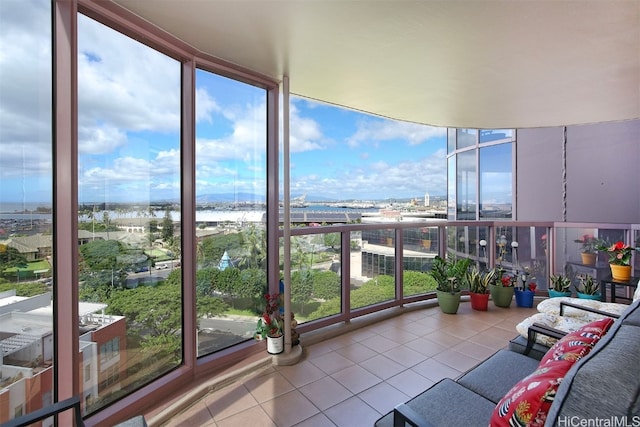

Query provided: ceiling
[112,0,639,129]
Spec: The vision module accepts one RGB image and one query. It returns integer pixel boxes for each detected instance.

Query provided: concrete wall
[516,119,640,223]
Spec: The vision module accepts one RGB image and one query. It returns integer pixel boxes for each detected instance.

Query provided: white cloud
[347,119,446,148]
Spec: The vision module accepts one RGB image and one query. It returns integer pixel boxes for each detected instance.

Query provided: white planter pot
[266,335,284,354]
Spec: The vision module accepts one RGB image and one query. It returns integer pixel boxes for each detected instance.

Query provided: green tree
[312,270,341,300]
[291,269,314,315]
[161,207,174,242]
[323,233,340,251]
[241,224,266,269]
[0,244,28,278]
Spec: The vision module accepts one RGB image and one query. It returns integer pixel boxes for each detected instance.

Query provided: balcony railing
[283,220,639,336]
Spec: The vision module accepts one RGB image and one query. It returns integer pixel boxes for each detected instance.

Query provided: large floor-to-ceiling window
[76,13,182,414]
[194,69,268,357]
[447,128,515,221]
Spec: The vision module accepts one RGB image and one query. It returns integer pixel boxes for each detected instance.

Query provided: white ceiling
[112,0,640,129]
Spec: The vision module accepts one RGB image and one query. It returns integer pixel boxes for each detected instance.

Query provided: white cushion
[515,312,590,347]
[536,297,628,321]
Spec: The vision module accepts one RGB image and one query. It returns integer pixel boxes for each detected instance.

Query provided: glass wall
[194,70,267,357]
[479,143,512,219]
[447,128,515,220]
[0,0,53,422]
[77,14,182,414]
[456,150,476,220]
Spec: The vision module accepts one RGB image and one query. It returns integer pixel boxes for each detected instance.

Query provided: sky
[0,0,449,207]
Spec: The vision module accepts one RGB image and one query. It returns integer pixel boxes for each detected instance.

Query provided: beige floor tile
[308,351,355,375]
[204,383,259,422]
[432,348,484,372]
[216,405,275,427]
[334,342,378,364]
[423,329,465,348]
[403,336,448,357]
[451,339,499,360]
[323,396,381,427]
[384,328,420,344]
[385,370,435,398]
[359,334,401,353]
[382,345,425,368]
[411,357,462,383]
[299,376,353,411]
[244,370,296,403]
[276,360,328,388]
[261,390,320,427]
[161,302,538,427]
[357,381,410,416]
[293,413,337,427]
[331,364,382,394]
[358,354,405,380]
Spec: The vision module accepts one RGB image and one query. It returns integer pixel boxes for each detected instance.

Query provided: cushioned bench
[374,298,640,426]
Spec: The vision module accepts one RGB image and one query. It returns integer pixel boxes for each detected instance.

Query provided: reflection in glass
[479,129,513,143]
[77,15,181,414]
[456,129,477,149]
[402,227,438,297]
[456,150,476,220]
[479,143,512,219]
[0,0,53,421]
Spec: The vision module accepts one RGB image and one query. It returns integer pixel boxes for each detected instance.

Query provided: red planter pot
[470,292,490,311]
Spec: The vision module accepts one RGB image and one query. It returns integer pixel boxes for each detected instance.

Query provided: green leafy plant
[467,267,497,294]
[430,256,472,294]
[550,274,571,292]
[576,274,600,295]
[596,240,639,266]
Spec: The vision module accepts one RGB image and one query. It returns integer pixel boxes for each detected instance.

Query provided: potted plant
[576,274,601,300]
[515,282,536,308]
[255,292,284,354]
[489,267,515,308]
[549,274,572,297]
[466,267,494,311]
[596,240,639,282]
[574,234,599,265]
[430,255,472,314]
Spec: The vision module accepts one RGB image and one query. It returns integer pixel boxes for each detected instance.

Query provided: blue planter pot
[548,290,572,298]
[515,289,535,308]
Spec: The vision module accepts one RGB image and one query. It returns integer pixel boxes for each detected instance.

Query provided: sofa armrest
[524,322,567,355]
[393,403,436,427]
[559,301,620,319]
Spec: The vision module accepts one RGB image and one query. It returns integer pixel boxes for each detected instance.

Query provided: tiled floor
[161,302,538,427]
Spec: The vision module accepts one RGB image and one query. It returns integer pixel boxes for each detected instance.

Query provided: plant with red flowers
[527,283,537,292]
[596,241,638,266]
[255,293,283,339]
[500,275,515,287]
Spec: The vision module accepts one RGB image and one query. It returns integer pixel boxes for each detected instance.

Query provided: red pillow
[490,359,572,427]
[490,317,614,427]
[539,317,614,365]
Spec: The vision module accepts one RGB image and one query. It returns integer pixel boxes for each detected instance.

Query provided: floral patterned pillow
[539,317,613,365]
[490,359,572,427]
[491,317,614,427]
